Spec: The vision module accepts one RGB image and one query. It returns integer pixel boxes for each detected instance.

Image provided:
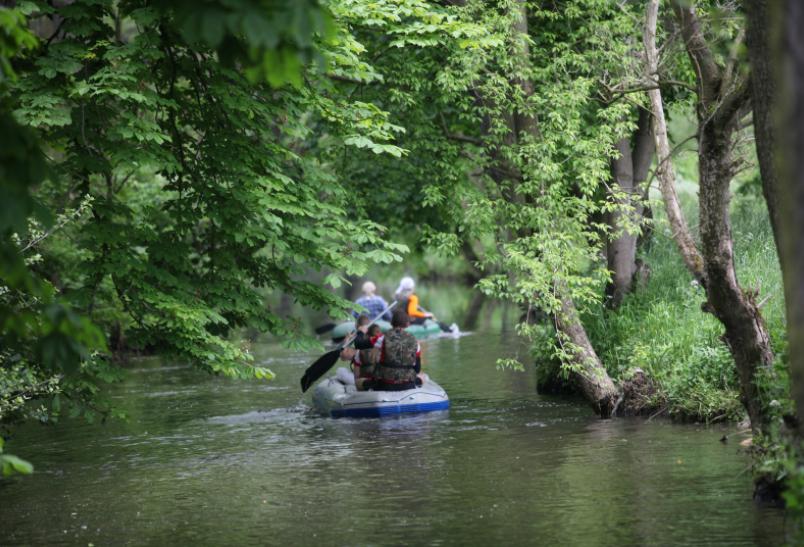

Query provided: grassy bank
[569,193,787,422]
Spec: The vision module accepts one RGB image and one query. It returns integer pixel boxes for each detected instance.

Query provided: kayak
[405,319,443,338]
[330,319,391,340]
[330,319,442,341]
[312,370,450,418]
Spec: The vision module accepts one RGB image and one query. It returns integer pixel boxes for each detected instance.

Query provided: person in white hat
[394,276,454,333]
[394,276,430,323]
[352,280,392,321]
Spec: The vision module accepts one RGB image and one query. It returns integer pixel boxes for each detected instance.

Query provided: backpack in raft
[375,329,418,385]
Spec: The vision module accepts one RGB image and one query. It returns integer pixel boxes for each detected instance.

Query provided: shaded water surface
[2,333,787,545]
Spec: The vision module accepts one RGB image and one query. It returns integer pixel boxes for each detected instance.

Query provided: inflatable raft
[330,319,442,341]
[312,371,450,418]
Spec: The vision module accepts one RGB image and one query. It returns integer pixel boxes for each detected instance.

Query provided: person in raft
[340,309,422,391]
[352,281,392,322]
[367,323,382,345]
[393,276,452,333]
[352,314,374,350]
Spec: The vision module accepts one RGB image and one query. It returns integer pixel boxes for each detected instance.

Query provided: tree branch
[438,111,484,146]
[721,27,745,96]
[599,79,697,104]
[327,73,371,85]
[714,77,752,128]
[670,0,722,106]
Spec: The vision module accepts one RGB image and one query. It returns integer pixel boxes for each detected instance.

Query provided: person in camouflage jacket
[345,309,422,391]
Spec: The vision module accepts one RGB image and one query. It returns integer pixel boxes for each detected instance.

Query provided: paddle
[408,301,454,333]
[300,301,397,393]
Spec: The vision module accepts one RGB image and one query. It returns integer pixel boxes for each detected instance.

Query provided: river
[1,332,789,545]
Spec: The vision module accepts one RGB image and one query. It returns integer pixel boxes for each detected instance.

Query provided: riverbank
[535,194,788,424]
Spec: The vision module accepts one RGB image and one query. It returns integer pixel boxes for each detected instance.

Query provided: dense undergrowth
[534,192,790,424]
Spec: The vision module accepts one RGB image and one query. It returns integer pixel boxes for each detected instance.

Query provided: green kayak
[330,319,442,341]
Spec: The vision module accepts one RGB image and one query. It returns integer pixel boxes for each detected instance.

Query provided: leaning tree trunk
[511,0,619,415]
[437,0,622,417]
[606,109,654,306]
[644,4,705,283]
[698,116,774,433]
[645,0,775,435]
[555,291,620,417]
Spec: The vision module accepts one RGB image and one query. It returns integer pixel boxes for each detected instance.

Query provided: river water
[1,332,789,545]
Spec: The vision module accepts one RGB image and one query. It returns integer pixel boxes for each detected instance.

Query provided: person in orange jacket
[393,276,453,332]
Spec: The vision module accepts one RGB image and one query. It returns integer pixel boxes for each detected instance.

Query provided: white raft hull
[312,373,450,418]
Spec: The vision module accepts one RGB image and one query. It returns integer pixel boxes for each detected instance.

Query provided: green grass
[582,193,787,422]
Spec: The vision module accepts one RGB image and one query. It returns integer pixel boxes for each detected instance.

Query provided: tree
[758,1,804,430]
[744,1,783,267]
[328,0,637,415]
[605,107,654,307]
[1,0,431,457]
[424,0,644,415]
[1,4,109,474]
[645,0,774,435]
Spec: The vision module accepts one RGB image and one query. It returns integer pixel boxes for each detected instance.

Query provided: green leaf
[1,454,34,476]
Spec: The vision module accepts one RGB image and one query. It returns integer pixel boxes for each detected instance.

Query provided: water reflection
[1,332,790,546]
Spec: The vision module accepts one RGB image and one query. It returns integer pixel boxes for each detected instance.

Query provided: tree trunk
[461,240,486,330]
[463,291,486,331]
[745,0,784,265]
[644,2,706,283]
[606,137,638,306]
[632,108,655,185]
[698,118,774,433]
[555,291,620,417]
[509,2,619,415]
[606,109,654,306]
[774,1,804,432]
[646,0,775,434]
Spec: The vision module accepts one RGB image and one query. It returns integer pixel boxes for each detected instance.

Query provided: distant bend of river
[2,332,789,545]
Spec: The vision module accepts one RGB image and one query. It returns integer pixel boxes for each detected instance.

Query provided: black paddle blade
[314,322,337,335]
[300,349,340,393]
